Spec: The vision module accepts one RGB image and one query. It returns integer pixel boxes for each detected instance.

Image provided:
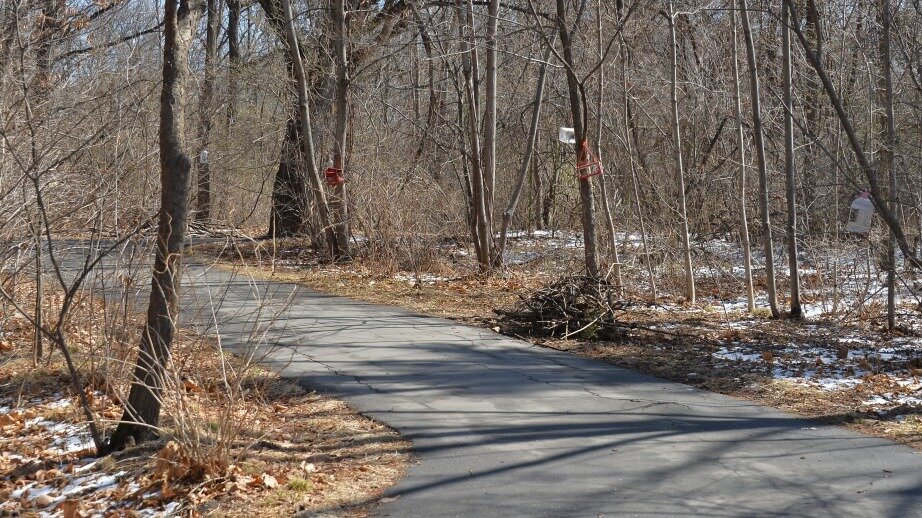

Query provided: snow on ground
[0,394,180,517]
[711,338,922,409]
[393,273,453,284]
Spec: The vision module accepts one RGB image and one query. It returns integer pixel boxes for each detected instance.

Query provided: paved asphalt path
[68,241,922,517]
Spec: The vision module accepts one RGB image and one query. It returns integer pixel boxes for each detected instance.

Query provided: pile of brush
[496,276,629,339]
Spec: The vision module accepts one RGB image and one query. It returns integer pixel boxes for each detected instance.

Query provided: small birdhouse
[558,127,576,145]
[846,191,874,234]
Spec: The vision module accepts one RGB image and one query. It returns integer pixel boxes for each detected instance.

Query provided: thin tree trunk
[33,229,41,364]
[226,0,240,124]
[196,0,219,222]
[497,41,553,263]
[330,0,351,258]
[106,0,203,451]
[459,1,491,270]
[668,1,694,303]
[532,134,545,231]
[555,0,599,277]
[596,0,622,291]
[878,0,897,329]
[279,0,338,255]
[782,1,801,318]
[730,0,754,312]
[739,0,780,317]
[617,1,655,301]
[482,0,499,233]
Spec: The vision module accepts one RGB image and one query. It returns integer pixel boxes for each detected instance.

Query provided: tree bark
[106,0,203,451]
[878,0,897,329]
[555,0,599,277]
[730,0,754,312]
[596,0,622,291]
[330,0,352,258]
[739,0,780,317]
[782,1,801,318]
[482,0,500,233]
[278,0,338,255]
[668,1,694,303]
[268,109,309,237]
[226,0,240,124]
[195,0,219,222]
[458,0,491,270]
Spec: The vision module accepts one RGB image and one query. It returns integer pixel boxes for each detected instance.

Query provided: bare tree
[667,0,694,303]
[782,1,801,318]
[596,0,622,291]
[278,0,339,256]
[107,0,205,451]
[878,0,897,329]
[497,39,554,263]
[730,0,754,312]
[739,0,780,317]
[458,0,492,271]
[195,0,220,222]
[330,0,352,257]
[554,0,599,277]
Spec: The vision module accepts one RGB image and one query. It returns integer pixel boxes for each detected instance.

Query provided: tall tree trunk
[196,0,219,222]
[279,0,338,255]
[596,0,622,291]
[497,41,553,263]
[782,1,801,318]
[555,0,599,277]
[667,1,694,303]
[878,0,897,329]
[268,108,309,237]
[259,0,309,238]
[106,0,204,451]
[739,0,780,317]
[482,0,499,234]
[531,134,545,231]
[458,1,491,270]
[617,0,655,301]
[330,0,351,258]
[226,0,240,124]
[730,0,755,312]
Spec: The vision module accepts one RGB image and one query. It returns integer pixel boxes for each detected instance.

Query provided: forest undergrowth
[0,281,408,517]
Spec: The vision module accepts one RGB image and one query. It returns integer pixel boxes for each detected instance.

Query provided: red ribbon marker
[324,166,344,186]
[576,140,603,180]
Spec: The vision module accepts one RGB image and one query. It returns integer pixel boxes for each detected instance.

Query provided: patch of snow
[44,397,72,409]
[61,470,124,497]
[51,431,95,454]
[713,347,762,362]
[393,273,452,284]
[504,251,540,265]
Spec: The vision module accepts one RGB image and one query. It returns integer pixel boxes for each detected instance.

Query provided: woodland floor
[0,285,409,517]
[192,233,922,452]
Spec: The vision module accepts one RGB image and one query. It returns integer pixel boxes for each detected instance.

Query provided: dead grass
[0,281,409,517]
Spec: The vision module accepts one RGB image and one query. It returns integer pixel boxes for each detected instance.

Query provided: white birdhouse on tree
[846,191,874,234]
[558,127,575,145]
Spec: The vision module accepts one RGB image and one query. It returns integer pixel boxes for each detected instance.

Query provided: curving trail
[71,243,922,518]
